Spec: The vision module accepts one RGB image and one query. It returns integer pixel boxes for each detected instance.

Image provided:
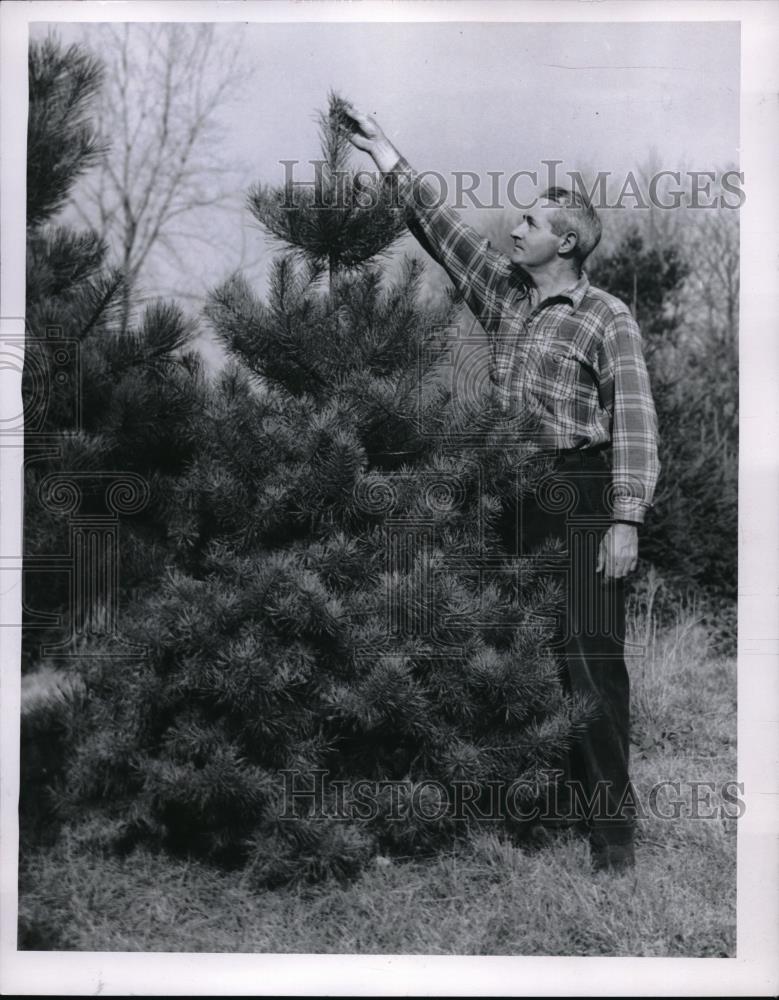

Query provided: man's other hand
[597,523,638,581]
[341,103,400,173]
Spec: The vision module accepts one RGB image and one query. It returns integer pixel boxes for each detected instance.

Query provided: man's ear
[558,230,578,256]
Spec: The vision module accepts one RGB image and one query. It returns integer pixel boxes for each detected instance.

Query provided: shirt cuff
[382,155,420,209]
[383,154,413,179]
[611,497,649,524]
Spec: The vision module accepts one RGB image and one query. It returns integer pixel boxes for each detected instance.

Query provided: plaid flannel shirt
[385,157,660,524]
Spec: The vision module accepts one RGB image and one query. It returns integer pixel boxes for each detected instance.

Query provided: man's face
[509,200,568,270]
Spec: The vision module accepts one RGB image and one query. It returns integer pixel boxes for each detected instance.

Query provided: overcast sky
[38,18,739,176]
[226,20,739,180]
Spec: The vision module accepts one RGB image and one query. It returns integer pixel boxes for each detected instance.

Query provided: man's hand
[597,523,638,582]
[341,103,401,173]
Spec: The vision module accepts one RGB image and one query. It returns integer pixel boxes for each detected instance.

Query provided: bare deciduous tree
[684,206,739,335]
[72,23,254,332]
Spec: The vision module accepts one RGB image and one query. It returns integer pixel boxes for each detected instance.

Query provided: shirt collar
[559,271,590,310]
[514,269,591,310]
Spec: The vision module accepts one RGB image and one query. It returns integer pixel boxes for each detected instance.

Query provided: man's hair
[541,186,602,266]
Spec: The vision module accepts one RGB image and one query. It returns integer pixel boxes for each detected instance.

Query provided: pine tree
[23,36,207,660]
[57,94,590,883]
[21,37,207,838]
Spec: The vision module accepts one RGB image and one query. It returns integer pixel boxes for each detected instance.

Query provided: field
[17,577,736,956]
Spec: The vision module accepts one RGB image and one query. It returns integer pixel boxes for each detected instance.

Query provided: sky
[38,18,740,182]
[222,20,739,182]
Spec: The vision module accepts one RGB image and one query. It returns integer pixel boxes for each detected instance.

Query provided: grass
[18,574,736,955]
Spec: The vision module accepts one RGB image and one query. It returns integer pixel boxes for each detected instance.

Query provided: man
[343,105,660,872]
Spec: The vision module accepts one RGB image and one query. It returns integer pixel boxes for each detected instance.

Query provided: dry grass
[18,577,736,955]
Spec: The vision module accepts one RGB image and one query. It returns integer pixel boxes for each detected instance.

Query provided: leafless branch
[72,23,253,330]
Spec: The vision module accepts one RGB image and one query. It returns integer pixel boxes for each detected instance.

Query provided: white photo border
[1,1,777,995]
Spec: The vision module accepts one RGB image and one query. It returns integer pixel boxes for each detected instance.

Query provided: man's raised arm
[342,104,511,334]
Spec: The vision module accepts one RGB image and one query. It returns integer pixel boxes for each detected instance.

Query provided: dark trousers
[504,448,634,843]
